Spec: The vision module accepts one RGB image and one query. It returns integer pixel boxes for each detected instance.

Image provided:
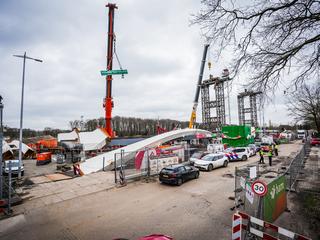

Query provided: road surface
[1,143,301,240]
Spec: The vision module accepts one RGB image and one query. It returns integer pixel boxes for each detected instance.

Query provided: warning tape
[233,211,311,240]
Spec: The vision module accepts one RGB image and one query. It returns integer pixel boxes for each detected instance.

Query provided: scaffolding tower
[237,90,262,127]
[201,71,230,131]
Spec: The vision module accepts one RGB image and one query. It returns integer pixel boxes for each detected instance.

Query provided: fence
[234,163,261,218]
[284,142,310,192]
[114,145,191,185]
[1,162,15,215]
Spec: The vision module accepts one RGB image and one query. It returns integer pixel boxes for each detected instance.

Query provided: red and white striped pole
[232,213,242,240]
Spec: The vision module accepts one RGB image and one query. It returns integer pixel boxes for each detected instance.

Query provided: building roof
[57,130,79,142]
[109,138,145,147]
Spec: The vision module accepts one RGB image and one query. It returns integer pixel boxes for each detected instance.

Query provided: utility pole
[0,95,3,199]
[13,52,43,178]
[227,79,231,125]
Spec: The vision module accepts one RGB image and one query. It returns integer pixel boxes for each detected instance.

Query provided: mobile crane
[100,3,127,138]
[188,44,210,128]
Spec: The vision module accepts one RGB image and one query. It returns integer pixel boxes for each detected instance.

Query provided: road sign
[251,180,268,196]
[100,69,128,76]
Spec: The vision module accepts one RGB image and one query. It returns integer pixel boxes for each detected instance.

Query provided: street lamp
[0,95,3,198]
[13,52,43,178]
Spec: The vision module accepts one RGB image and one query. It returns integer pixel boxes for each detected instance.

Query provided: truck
[221,125,255,148]
[297,130,307,139]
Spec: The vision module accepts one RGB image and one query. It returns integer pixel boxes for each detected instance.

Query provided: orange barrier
[36,152,52,165]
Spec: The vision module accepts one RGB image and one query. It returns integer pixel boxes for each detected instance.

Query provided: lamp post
[13,52,43,178]
[0,95,3,198]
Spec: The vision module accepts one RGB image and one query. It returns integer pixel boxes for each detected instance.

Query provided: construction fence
[283,142,311,192]
[234,142,311,222]
[113,145,192,185]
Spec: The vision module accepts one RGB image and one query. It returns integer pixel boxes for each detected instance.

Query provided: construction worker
[259,149,265,164]
[268,149,273,166]
[274,144,279,156]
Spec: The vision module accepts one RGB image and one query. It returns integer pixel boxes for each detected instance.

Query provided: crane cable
[207,43,212,71]
[113,34,125,78]
[106,34,125,78]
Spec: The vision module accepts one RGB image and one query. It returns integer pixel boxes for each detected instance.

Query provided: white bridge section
[80,128,212,175]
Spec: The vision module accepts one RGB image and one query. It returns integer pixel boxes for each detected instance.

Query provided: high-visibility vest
[268,151,273,157]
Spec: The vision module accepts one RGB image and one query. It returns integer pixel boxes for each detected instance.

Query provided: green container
[263,175,287,222]
[221,125,255,147]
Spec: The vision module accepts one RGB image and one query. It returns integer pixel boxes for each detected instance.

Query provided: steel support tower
[201,71,230,131]
[237,90,262,127]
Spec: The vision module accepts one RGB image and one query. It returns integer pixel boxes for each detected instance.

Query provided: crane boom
[104,3,118,138]
[189,44,210,128]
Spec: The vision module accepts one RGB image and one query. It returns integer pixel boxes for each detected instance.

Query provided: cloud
[0,0,292,130]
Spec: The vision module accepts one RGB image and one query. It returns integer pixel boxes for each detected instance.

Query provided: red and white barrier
[232,211,311,240]
[232,213,242,240]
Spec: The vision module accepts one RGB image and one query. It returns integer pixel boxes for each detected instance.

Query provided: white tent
[79,129,108,151]
[58,128,108,152]
[9,140,34,155]
[9,140,36,159]
[2,140,13,155]
[57,130,79,142]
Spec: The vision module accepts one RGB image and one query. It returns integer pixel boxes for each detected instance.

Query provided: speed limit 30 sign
[251,180,268,196]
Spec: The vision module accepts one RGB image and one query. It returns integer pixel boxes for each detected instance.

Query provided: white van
[2,160,24,176]
[297,130,306,139]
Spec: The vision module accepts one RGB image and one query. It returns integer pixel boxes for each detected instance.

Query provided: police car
[224,147,250,161]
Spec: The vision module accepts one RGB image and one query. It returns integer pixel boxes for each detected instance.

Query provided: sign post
[100,69,128,76]
[252,180,268,196]
[252,180,268,219]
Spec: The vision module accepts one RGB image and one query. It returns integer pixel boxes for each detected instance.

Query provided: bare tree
[192,0,320,92]
[287,82,320,131]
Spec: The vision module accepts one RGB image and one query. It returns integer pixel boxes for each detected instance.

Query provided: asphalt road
[1,143,300,240]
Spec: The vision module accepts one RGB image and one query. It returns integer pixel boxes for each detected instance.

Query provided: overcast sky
[0,0,292,130]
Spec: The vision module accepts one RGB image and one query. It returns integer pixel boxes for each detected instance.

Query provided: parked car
[114,234,173,240]
[193,153,228,171]
[207,143,224,153]
[189,151,208,165]
[248,144,257,156]
[159,164,199,186]
[138,235,173,240]
[2,160,24,176]
[310,137,320,146]
[225,147,250,161]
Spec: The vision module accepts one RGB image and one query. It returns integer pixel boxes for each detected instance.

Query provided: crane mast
[189,44,210,128]
[104,3,117,138]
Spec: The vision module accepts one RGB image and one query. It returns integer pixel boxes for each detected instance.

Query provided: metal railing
[114,146,190,185]
[234,163,261,218]
[284,142,310,192]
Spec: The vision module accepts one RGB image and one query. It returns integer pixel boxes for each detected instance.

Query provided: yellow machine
[189,44,210,128]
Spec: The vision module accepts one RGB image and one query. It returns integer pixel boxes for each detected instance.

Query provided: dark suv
[159,164,199,186]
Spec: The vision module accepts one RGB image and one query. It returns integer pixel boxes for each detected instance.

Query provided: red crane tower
[101,3,127,138]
